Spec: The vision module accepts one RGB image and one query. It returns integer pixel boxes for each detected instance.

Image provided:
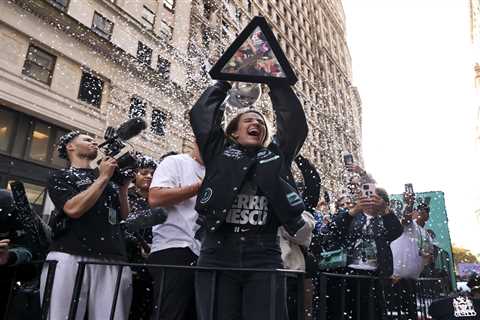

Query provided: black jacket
[326,209,403,277]
[294,155,321,211]
[189,81,308,235]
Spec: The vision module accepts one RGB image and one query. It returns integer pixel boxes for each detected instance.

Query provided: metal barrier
[2,260,304,320]
[1,260,57,320]
[3,262,452,320]
[313,272,451,320]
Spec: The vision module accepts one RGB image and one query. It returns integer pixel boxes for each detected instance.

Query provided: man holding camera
[40,131,132,320]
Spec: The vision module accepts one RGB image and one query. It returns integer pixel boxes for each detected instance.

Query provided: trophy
[225,82,262,109]
[209,16,297,86]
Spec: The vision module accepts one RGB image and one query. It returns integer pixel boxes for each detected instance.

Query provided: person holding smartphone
[389,185,434,319]
[324,187,402,319]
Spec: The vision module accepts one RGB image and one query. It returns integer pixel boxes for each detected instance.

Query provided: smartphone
[343,153,353,166]
[361,183,376,198]
[404,183,414,194]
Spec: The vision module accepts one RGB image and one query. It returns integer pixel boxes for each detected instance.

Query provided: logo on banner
[453,296,477,317]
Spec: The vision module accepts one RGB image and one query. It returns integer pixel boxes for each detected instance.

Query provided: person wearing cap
[40,131,132,320]
[429,272,480,319]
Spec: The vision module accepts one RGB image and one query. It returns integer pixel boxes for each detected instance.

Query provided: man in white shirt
[392,203,433,279]
[148,143,204,320]
[391,201,434,319]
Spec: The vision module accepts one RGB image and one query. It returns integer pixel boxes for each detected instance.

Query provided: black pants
[195,233,288,320]
[344,269,386,320]
[317,269,386,320]
[313,271,348,320]
[148,248,198,320]
[0,277,14,319]
[385,279,417,320]
[128,267,154,320]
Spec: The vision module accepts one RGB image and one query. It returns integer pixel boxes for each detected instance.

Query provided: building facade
[0,0,362,213]
[471,0,480,86]
[471,0,480,144]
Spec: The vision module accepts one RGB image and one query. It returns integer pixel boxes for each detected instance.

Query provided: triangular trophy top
[209,16,298,85]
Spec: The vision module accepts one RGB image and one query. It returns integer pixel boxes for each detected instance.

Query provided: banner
[391,191,456,287]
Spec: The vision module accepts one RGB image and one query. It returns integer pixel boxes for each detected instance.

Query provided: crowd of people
[0,80,478,320]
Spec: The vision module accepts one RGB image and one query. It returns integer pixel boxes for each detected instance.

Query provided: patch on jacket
[286,192,303,206]
[223,147,244,159]
[259,155,280,164]
[256,149,273,159]
[199,187,213,204]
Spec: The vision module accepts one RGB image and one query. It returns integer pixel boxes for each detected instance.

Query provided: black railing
[3,261,452,320]
[3,260,304,320]
[313,272,450,320]
[68,261,304,320]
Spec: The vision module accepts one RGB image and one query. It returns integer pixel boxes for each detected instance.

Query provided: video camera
[93,117,147,184]
[0,182,50,259]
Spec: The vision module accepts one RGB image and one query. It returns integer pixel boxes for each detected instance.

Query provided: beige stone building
[472,0,480,86]
[0,0,362,211]
[471,0,480,144]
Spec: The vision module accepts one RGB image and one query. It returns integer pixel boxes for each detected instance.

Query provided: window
[222,21,230,39]
[142,5,155,30]
[235,8,242,21]
[0,106,69,168]
[29,121,51,162]
[151,109,167,136]
[47,0,70,11]
[160,20,173,39]
[78,71,104,107]
[137,42,153,65]
[0,108,16,152]
[92,12,114,40]
[157,57,171,79]
[22,45,56,85]
[164,0,175,12]
[129,96,147,118]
